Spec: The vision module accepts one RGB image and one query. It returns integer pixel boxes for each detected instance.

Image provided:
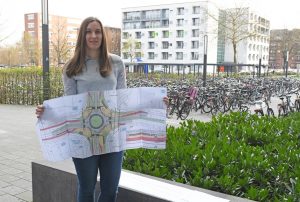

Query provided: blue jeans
[73,151,123,202]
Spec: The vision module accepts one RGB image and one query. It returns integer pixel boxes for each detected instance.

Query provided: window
[177,7,184,15]
[162,52,168,60]
[135,42,141,49]
[135,52,142,58]
[27,14,34,20]
[148,52,155,59]
[148,31,155,38]
[193,6,200,14]
[176,52,183,60]
[162,30,169,38]
[176,30,184,38]
[28,23,35,29]
[192,29,199,37]
[162,41,169,49]
[176,41,184,49]
[148,42,155,49]
[192,18,200,26]
[191,52,199,60]
[123,32,130,39]
[176,19,184,26]
[162,20,169,27]
[191,40,199,49]
[135,32,141,39]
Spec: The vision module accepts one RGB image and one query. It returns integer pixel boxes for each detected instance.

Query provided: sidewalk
[0,104,44,202]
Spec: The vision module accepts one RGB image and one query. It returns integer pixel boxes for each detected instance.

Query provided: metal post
[203,35,208,87]
[42,0,50,101]
[285,51,289,77]
[258,58,261,78]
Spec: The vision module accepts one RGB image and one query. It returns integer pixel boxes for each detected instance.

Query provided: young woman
[63,16,125,202]
[36,17,168,202]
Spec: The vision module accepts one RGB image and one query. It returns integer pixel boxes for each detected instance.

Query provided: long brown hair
[65,17,111,77]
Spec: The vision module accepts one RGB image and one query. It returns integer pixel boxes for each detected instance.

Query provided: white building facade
[121,1,219,72]
[222,8,270,72]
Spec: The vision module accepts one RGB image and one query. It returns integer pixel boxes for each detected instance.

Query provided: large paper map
[36,87,167,161]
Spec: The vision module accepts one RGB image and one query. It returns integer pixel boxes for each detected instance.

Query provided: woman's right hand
[35,105,45,118]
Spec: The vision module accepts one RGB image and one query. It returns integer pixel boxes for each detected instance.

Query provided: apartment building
[269,29,300,70]
[24,13,121,65]
[121,1,219,72]
[218,8,270,71]
[24,13,81,65]
[104,26,121,56]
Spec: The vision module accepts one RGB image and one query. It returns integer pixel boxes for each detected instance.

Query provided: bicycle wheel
[254,109,264,116]
[179,102,191,120]
[240,105,249,113]
[167,104,176,118]
[278,105,285,117]
[267,108,274,116]
[295,100,300,112]
[194,97,201,112]
[202,100,213,113]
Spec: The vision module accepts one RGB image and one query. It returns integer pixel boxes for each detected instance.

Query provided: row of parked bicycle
[127,76,300,120]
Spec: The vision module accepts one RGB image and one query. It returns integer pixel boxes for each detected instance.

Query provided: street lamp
[258,46,262,78]
[285,50,289,77]
[202,34,208,87]
[42,0,50,101]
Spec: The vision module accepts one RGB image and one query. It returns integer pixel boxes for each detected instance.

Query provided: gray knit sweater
[63,54,127,96]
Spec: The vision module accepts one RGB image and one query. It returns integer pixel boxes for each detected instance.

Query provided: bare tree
[0,12,10,45]
[22,32,41,66]
[217,7,259,65]
[121,36,142,62]
[50,16,71,66]
[0,45,20,67]
[104,27,121,56]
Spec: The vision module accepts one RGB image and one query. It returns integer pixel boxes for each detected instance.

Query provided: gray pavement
[0,97,288,201]
[0,104,45,202]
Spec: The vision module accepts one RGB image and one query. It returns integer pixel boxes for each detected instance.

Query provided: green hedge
[0,67,63,105]
[123,112,300,201]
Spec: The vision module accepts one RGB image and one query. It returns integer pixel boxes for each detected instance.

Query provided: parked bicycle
[277,93,300,117]
[254,97,274,116]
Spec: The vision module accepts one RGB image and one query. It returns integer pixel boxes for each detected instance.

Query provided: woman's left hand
[163,96,169,107]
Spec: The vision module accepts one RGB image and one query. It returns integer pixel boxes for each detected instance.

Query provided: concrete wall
[32,160,255,202]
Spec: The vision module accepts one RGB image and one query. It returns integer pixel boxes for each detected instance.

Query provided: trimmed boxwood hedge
[123,112,300,201]
[0,67,63,105]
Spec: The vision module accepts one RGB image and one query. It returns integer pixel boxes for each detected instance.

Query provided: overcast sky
[1,0,299,45]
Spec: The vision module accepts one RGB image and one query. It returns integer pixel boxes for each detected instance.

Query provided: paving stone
[4,154,22,160]
[17,172,32,182]
[0,159,18,166]
[0,164,11,170]
[10,179,31,191]
[0,194,26,202]
[0,170,6,176]
[14,158,33,165]
[1,167,23,175]
[0,180,11,188]
[11,163,31,173]
[0,190,5,196]
[1,185,26,195]
[0,175,19,183]
[15,191,32,202]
